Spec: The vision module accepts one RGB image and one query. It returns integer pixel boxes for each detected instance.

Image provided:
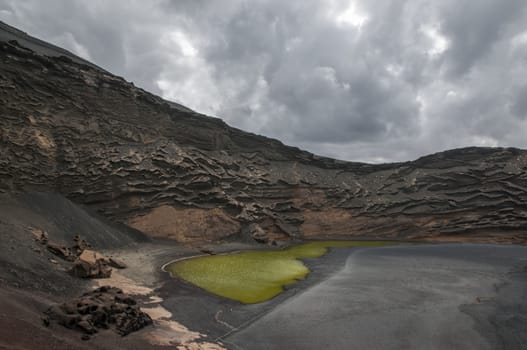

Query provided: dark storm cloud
[0,1,166,93]
[0,2,125,69]
[161,0,422,146]
[511,85,527,120]
[1,0,527,162]
[438,0,526,77]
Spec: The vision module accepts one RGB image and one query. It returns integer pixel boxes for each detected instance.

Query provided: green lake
[164,241,402,304]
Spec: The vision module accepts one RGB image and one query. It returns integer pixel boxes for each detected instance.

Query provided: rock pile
[70,249,112,278]
[44,286,152,339]
[33,230,126,278]
[35,232,92,262]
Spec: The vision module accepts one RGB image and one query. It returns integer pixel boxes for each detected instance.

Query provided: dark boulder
[70,259,112,279]
[44,286,152,337]
[46,242,75,261]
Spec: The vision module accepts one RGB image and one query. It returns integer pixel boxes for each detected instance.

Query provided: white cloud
[55,32,92,60]
[421,25,449,57]
[470,135,499,147]
[335,1,369,30]
[161,31,198,57]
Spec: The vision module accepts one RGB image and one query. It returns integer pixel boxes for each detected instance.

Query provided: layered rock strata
[1,25,527,243]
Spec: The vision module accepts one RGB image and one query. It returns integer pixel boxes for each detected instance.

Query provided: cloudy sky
[1,0,527,163]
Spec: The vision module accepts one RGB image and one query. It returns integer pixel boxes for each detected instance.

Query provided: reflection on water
[165,241,402,304]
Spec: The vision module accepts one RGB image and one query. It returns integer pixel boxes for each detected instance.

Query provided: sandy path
[92,242,233,349]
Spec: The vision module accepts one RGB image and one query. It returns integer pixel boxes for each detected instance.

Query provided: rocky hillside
[1,22,527,244]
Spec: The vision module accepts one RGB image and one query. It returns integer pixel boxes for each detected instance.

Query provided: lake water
[164,241,402,303]
[225,244,527,349]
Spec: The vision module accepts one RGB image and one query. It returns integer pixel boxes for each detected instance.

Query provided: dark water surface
[225,244,527,350]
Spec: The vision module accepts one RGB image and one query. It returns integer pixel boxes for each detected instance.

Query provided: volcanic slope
[1,21,527,244]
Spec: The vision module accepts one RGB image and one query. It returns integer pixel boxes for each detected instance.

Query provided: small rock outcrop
[46,242,75,261]
[242,223,269,243]
[44,286,152,338]
[40,233,93,262]
[70,249,112,278]
[33,230,122,278]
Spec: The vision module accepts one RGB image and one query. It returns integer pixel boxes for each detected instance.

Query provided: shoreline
[69,239,527,348]
[3,234,525,349]
[125,239,525,342]
[154,242,358,340]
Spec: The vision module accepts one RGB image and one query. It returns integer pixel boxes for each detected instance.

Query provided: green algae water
[165,241,402,304]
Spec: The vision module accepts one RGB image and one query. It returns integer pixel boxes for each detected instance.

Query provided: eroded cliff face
[1,33,527,244]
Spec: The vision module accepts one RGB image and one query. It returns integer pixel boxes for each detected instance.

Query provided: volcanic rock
[70,258,112,279]
[44,286,152,337]
[43,235,104,276]
[78,249,106,265]
[243,223,269,243]
[72,235,91,255]
[108,257,127,269]
[31,229,48,244]
[1,21,527,244]
[46,242,74,261]
[198,247,216,255]
[69,249,113,278]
